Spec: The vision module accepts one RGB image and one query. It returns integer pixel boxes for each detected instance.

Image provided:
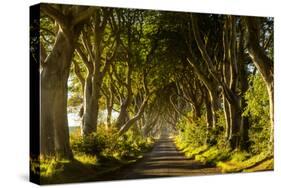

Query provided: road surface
[102,134,221,180]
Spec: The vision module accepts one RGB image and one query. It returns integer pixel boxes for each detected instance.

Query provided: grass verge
[174,137,273,173]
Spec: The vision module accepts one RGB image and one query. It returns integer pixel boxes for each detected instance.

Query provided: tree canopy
[34,4,273,183]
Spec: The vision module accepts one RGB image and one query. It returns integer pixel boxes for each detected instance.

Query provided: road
[103,134,221,180]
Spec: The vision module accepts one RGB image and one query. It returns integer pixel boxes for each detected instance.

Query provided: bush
[195,146,230,165]
[71,129,110,156]
[70,125,154,161]
[176,116,207,148]
[175,113,231,165]
[243,74,272,154]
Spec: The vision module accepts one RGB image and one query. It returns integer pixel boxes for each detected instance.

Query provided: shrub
[195,146,230,165]
[176,116,208,148]
[71,133,107,155]
[70,125,154,161]
[243,74,272,154]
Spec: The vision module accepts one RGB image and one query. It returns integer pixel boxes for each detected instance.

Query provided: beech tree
[40,4,95,158]
[37,5,273,161]
[244,17,274,144]
[75,8,120,136]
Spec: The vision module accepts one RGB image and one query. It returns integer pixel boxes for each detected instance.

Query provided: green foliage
[74,154,97,165]
[243,74,271,154]
[229,151,251,163]
[40,158,67,177]
[67,61,85,113]
[32,156,99,184]
[179,145,209,159]
[70,126,154,160]
[40,16,56,53]
[243,158,273,172]
[176,109,228,149]
[194,146,230,165]
[214,110,229,148]
[174,74,273,173]
[176,116,207,148]
[217,152,273,173]
[37,126,154,184]
[114,130,154,159]
[71,132,108,155]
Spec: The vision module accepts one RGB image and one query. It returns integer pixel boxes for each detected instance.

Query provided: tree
[40,4,95,159]
[244,17,274,145]
[76,8,119,136]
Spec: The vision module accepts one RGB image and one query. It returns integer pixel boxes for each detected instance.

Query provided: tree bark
[205,95,213,130]
[228,100,241,149]
[40,4,96,159]
[40,30,76,159]
[205,93,213,144]
[223,95,231,140]
[239,45,250,150]
[208,89,219,129]
[106,104,113,128]
[222,16,243,149]
[192,104,201,119]
[118,97,149,135]
[244,17,274,146]
[190,15,245,149]
[78,9,117,135]
[115,64,133,129]
[267,84,274,144]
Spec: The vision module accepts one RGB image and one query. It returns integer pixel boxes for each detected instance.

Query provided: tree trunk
[267,84,274,144]
[118,97,149,135]
[40,30,75,159]
[239,61,250,151]
[82,76,100,135]
[205,94,213,144]
[82,75,91,135]
[205,96,212,129]
[244,17,274,147]
[91,85,100,132]
[223,95,231,140]
[208,89,219,129]
[116,100,131,129]
[192,103,201,120]
[228,100,241,149]
[106,105,113,129]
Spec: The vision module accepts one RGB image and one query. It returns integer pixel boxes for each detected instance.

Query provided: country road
[99,134,221,180]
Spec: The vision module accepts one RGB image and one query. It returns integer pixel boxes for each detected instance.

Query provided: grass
[183,145,209,159]
[217,152,273,173]
[194,146,230,165]
[174,136,273,173]
[31,152,149,184]
[30,155,99,184]
[31,129,155,184]
[243,158,273,172]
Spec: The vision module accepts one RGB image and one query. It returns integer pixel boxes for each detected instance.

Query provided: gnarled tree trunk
[244,17,274,145]
[40,4,96,159]
[41,30,76,159]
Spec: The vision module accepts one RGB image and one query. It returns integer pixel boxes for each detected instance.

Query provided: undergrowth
[174,108,273,173]
[31,125,154,184]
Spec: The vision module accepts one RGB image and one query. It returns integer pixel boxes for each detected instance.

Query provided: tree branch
[73,7,96,25]
[244,17,273,86]
[73,60,85,91]
[190,14,217,77]
[76,45,93,73]
[118,96,149,135]
[41,4,67,28]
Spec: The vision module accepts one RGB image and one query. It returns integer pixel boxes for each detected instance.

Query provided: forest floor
[96,134,222,181]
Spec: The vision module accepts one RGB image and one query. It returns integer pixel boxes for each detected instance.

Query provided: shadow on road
[98,134,222,180]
